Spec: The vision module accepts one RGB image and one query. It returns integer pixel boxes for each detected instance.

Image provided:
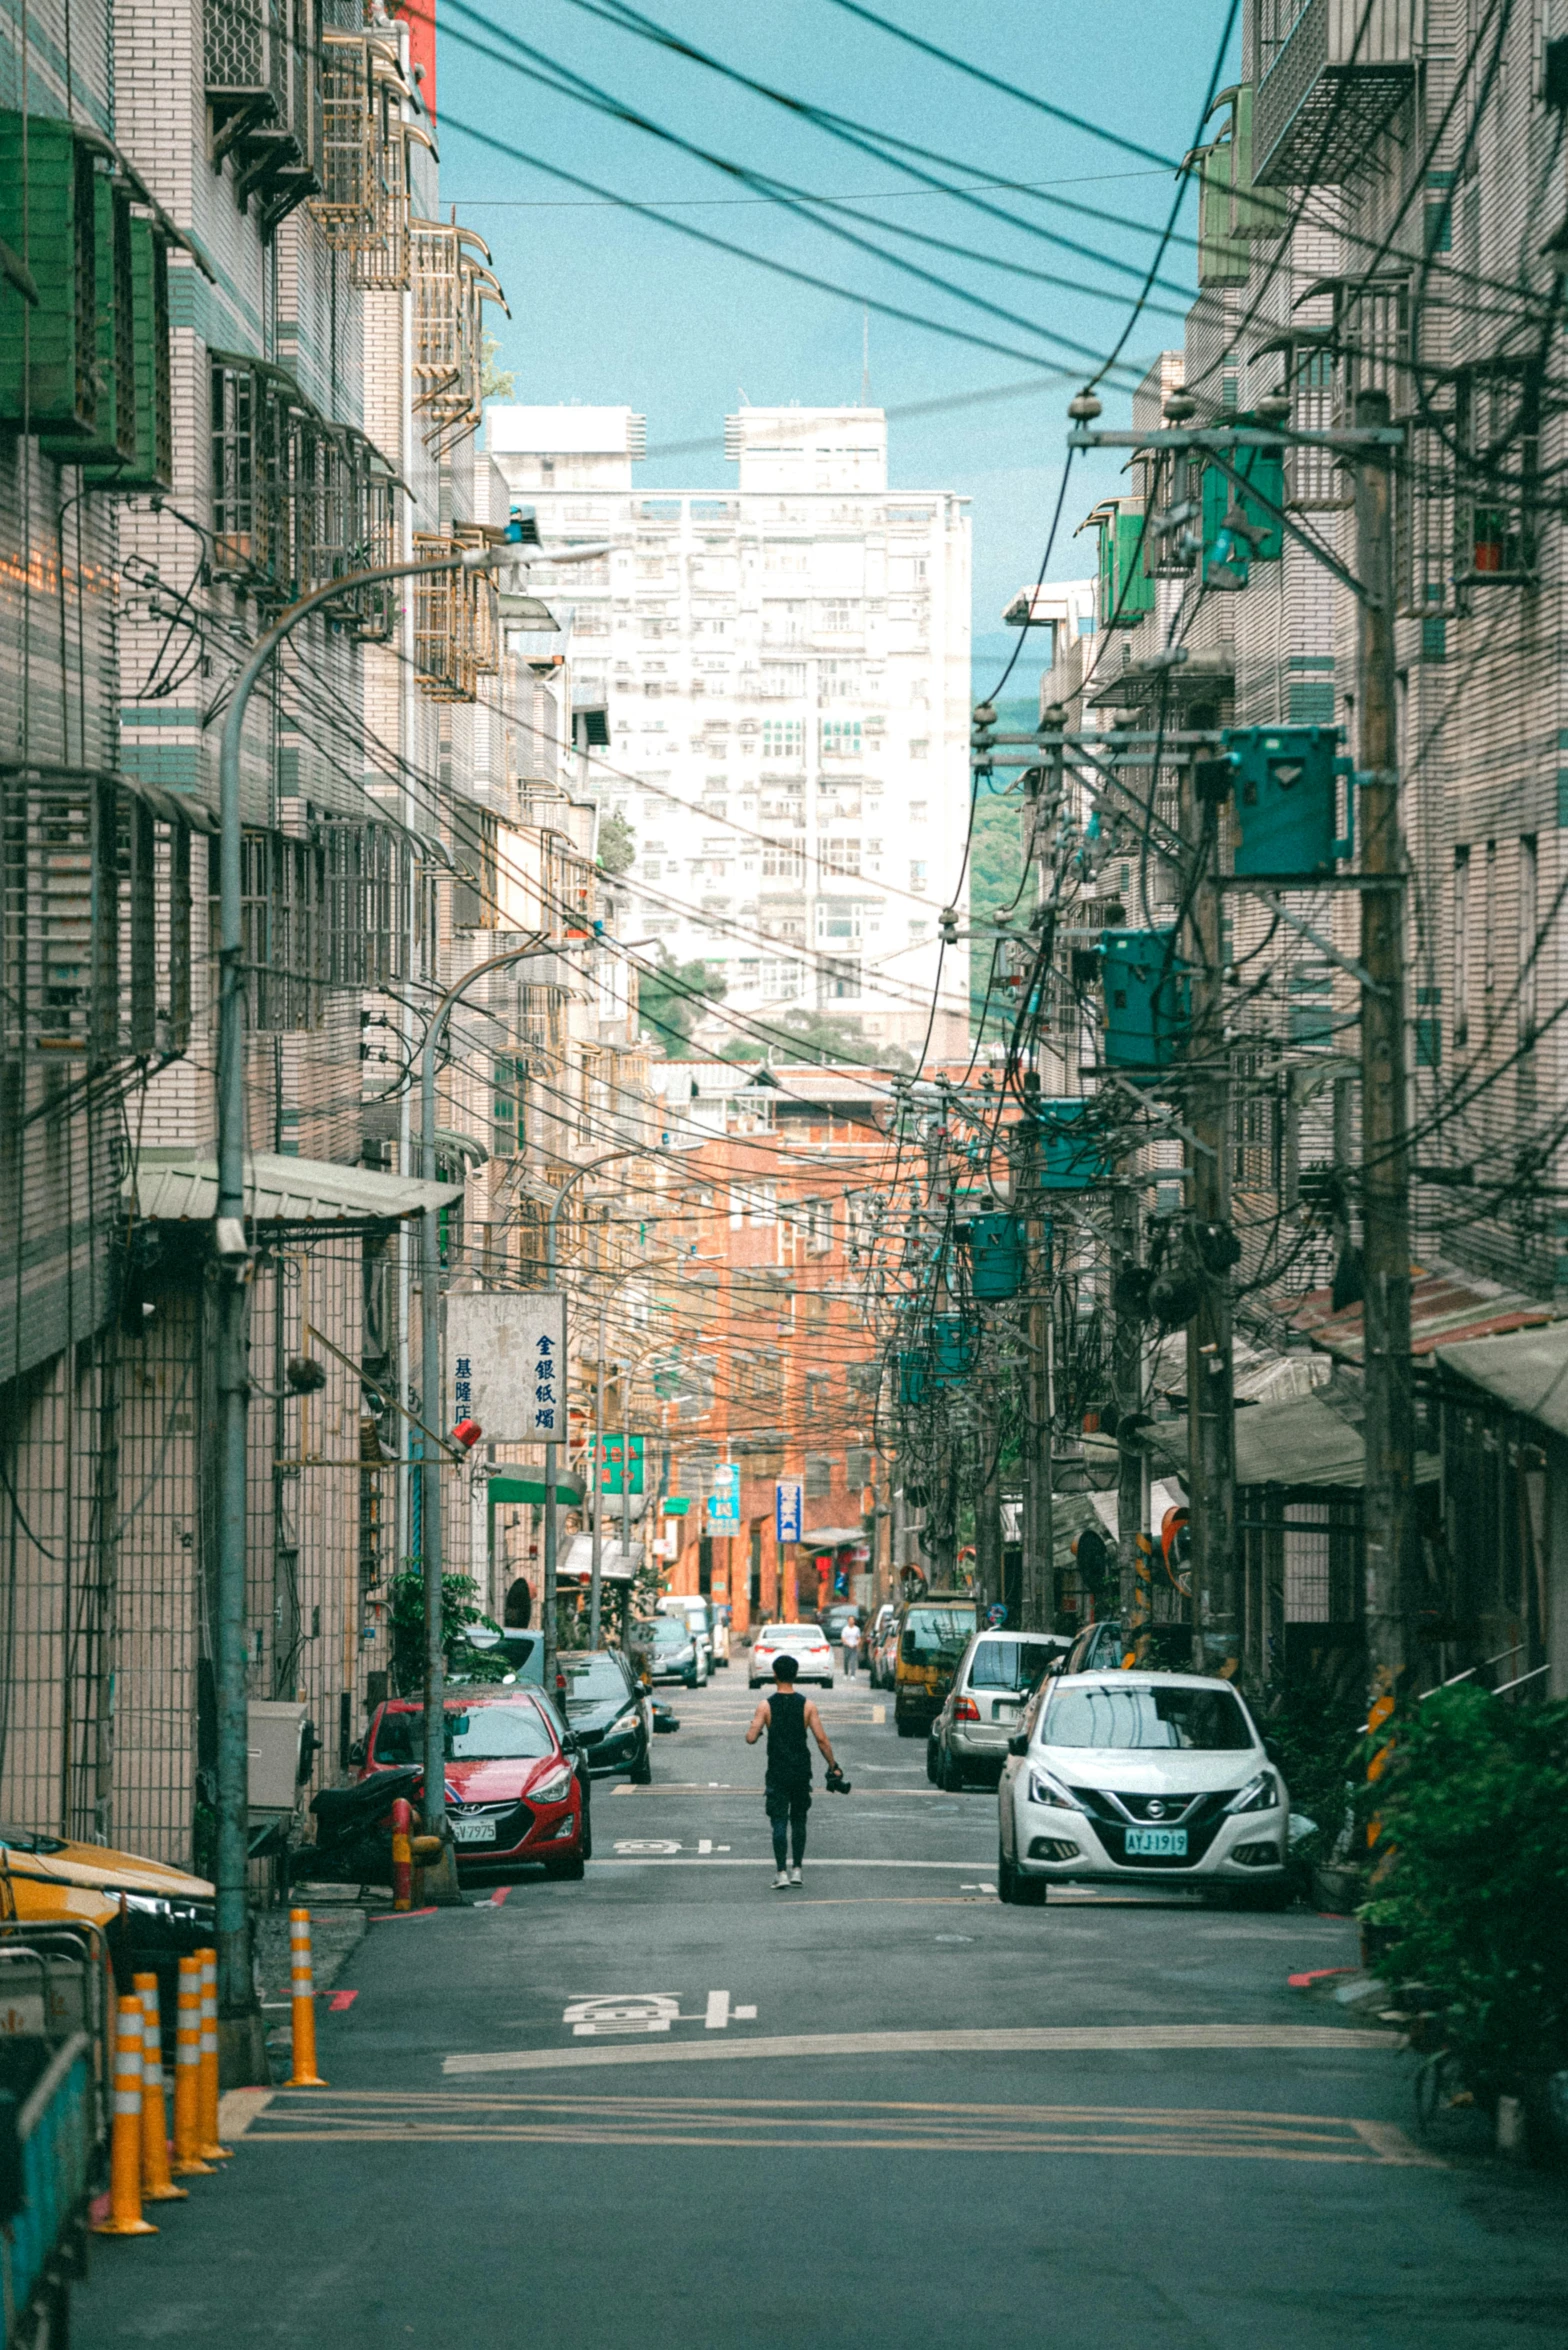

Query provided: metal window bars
[411,528,501,702]
[0,770,203,1064]
[221,820,412,1032]
[1452,355,1541,588]
[210,351,403,617]
[203,0,322,228]
[411,218,509,454]
[311,30,418,289]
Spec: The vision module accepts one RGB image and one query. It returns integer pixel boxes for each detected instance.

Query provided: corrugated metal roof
[1435,1320,1568,1442]
[1283,1268,1562,1364]
[126,1148,462,1225]
[1135,1395,1440,1490]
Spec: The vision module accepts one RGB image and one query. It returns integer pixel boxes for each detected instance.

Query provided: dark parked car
[633,1614,703,1687]
[1055,1620,1196,1678]
[559,1649,653,1782]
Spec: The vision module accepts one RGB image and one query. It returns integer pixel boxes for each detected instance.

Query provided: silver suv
[928,1630,1072,1789]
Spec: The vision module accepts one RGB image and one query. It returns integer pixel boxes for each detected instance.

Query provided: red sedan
[360,1693,591,1879]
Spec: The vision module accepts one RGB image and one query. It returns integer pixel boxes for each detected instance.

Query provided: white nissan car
[997,1671,1290,1909]
[749,1623,835,1689]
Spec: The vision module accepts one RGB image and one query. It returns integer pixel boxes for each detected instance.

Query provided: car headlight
[1224,1769,1281,1816]
[531,1763,576,1805]
[608,1710,639,1737]
[1028,1768,1083,1811]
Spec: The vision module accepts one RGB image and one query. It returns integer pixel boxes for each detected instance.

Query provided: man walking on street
[746,1654,839,1888]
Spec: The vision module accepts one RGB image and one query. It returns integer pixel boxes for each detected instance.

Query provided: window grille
[1453,357,1539,588]
[1396,406,1458,616]
[311,32,415,289]
[211,354,401,608]
[219,819,405,1032]
[412,530,501,703]
[411,220,508,454]
[0,770,198,1062]
[204,0,322,228]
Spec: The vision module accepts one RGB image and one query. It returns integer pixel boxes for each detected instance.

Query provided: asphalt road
[77,1669,1568,2349]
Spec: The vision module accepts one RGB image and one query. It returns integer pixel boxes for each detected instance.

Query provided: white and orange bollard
[196,1948,232,2161]
[134,1974,187,2203]
[94,1994,157,2236]
[171,1955,214,2177]
[287,1908,326,2088]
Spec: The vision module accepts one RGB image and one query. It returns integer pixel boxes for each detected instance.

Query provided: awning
[1435,1319,1568,1442]
[126,1147,463,1226]
[1283,1266,1562,1365]
[558,1534,637,1582]
[1135,1394,1439,1490]
[486,1472,585,1507]
[797,1526,866,1548]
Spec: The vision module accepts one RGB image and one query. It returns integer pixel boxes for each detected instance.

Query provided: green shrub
[1361,1686,1568,2098]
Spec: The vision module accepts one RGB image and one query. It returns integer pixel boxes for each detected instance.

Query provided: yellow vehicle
[893,1596,978,1737]
[0,1825,214,2025]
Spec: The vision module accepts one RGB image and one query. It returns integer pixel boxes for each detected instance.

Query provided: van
[893,1595,978,1736]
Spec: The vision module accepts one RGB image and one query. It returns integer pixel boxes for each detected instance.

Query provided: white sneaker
[773,1869,789,1890]
[788,1866,803,1886]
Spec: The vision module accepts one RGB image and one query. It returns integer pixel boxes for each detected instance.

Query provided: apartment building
[485,402,974,1061]
[0,0,662,1867]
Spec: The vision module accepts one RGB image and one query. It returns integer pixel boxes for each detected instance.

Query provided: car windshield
[1042,1684,1254,1751]
[373,1704,556,1763]
[649,1620,689,1646]
[562,1656,629,1704]
[903,1608,976,1662]
[968,1639,1062,1693]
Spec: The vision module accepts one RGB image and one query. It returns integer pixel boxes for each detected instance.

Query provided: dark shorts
[764,1778,812,1823]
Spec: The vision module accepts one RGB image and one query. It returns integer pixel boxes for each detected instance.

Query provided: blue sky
[438,1,1240,700]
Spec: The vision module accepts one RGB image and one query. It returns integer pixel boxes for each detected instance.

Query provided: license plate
[1124,1827,1186,1856]
[452,1815,497,1844]
[992,1700,1019,1723]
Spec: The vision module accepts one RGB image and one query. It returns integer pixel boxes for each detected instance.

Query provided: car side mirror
[1007,1734,1028,1758]
[347,1739,365,1767]
[1263,1737,1283,1767]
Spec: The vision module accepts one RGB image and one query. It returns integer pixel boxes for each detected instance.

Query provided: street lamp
[211,535,606,2057]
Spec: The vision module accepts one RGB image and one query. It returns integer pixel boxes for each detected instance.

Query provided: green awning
[487,1473,584,1506]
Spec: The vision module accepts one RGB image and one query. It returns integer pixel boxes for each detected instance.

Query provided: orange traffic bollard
[287,1909,327,2087]
[196,1949,232,2160]
[94,1995,157,2236]
[171,1955,213,2176]
[134,1975,187,2202]
[391,1797,414,1912]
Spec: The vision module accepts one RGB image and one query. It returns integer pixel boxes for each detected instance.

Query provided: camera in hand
[824,1763,851,1794]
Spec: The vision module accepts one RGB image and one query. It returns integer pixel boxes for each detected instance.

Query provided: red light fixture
[451,1418,483,1450]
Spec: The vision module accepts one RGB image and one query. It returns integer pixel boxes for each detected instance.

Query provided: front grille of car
[1069,1786,1230,1869]
[454,1800,533,1848]
[1232,1840,1281,1868]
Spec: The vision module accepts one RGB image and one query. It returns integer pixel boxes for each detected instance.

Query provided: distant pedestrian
[841,1616,861,1679]
[745,1654,839,1888]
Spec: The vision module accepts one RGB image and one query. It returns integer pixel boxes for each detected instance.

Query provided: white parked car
[997,1671,1291,1909]
[749,1623,834,1690]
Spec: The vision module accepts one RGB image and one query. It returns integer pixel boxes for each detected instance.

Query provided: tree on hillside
[721,1006,914,1073]
[597,812,636,876]
[968,786,1026,1040]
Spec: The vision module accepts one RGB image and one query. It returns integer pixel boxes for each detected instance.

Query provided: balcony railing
[1253,0,1422,188]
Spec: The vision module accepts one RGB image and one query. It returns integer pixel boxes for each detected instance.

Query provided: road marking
[444,2023,1394,2078]
[611,1839,684,1856]
[872,1706,886,1722]
[327,1991,358,2012]
[248,2088,1437,2166]
[218,2087,275,2137]
[562,1992,759,2037]
[597,1857,993,1870]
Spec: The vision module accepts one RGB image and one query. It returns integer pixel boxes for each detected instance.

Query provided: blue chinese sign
[707,1462,741,1529]
[775,1478,803,1545]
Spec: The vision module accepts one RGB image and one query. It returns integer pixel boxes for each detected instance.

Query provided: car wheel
[942,1747,966,1793]
[1015,1872,1047,1907]
[543,1853,585,1881]
[895,1714,920,1738]
[629,1746,652,1786]
[925,1735,940,1785]
[997,1841,1017,1904]
[1226,1880,1291,1912]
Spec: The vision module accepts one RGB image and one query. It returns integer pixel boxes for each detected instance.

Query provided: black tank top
[766,1690,811,1786]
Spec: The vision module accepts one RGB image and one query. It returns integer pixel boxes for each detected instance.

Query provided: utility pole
[589,1302,607,1650]
[972,1407,1001,1628]
[1354,386,1414,1701]
[1019,1113,1053,1633]
[1180,713,1239,1676]
[1111,1179,1145,1623]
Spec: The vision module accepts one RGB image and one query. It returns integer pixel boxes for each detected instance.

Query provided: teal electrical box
[1035,1099,1110,1190]
[898,1351,928,1407]
[1100,929,1189,1074]
[967,1213,1025,1300]
[1224,725,1352,879]
[1201,441,1284,588]
[931,1317,977,1387]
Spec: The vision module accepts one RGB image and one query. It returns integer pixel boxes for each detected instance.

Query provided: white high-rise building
[485,404,972,1058]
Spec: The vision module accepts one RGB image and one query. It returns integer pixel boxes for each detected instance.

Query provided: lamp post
[212,536,603,2062]
[416,934,564,1901]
